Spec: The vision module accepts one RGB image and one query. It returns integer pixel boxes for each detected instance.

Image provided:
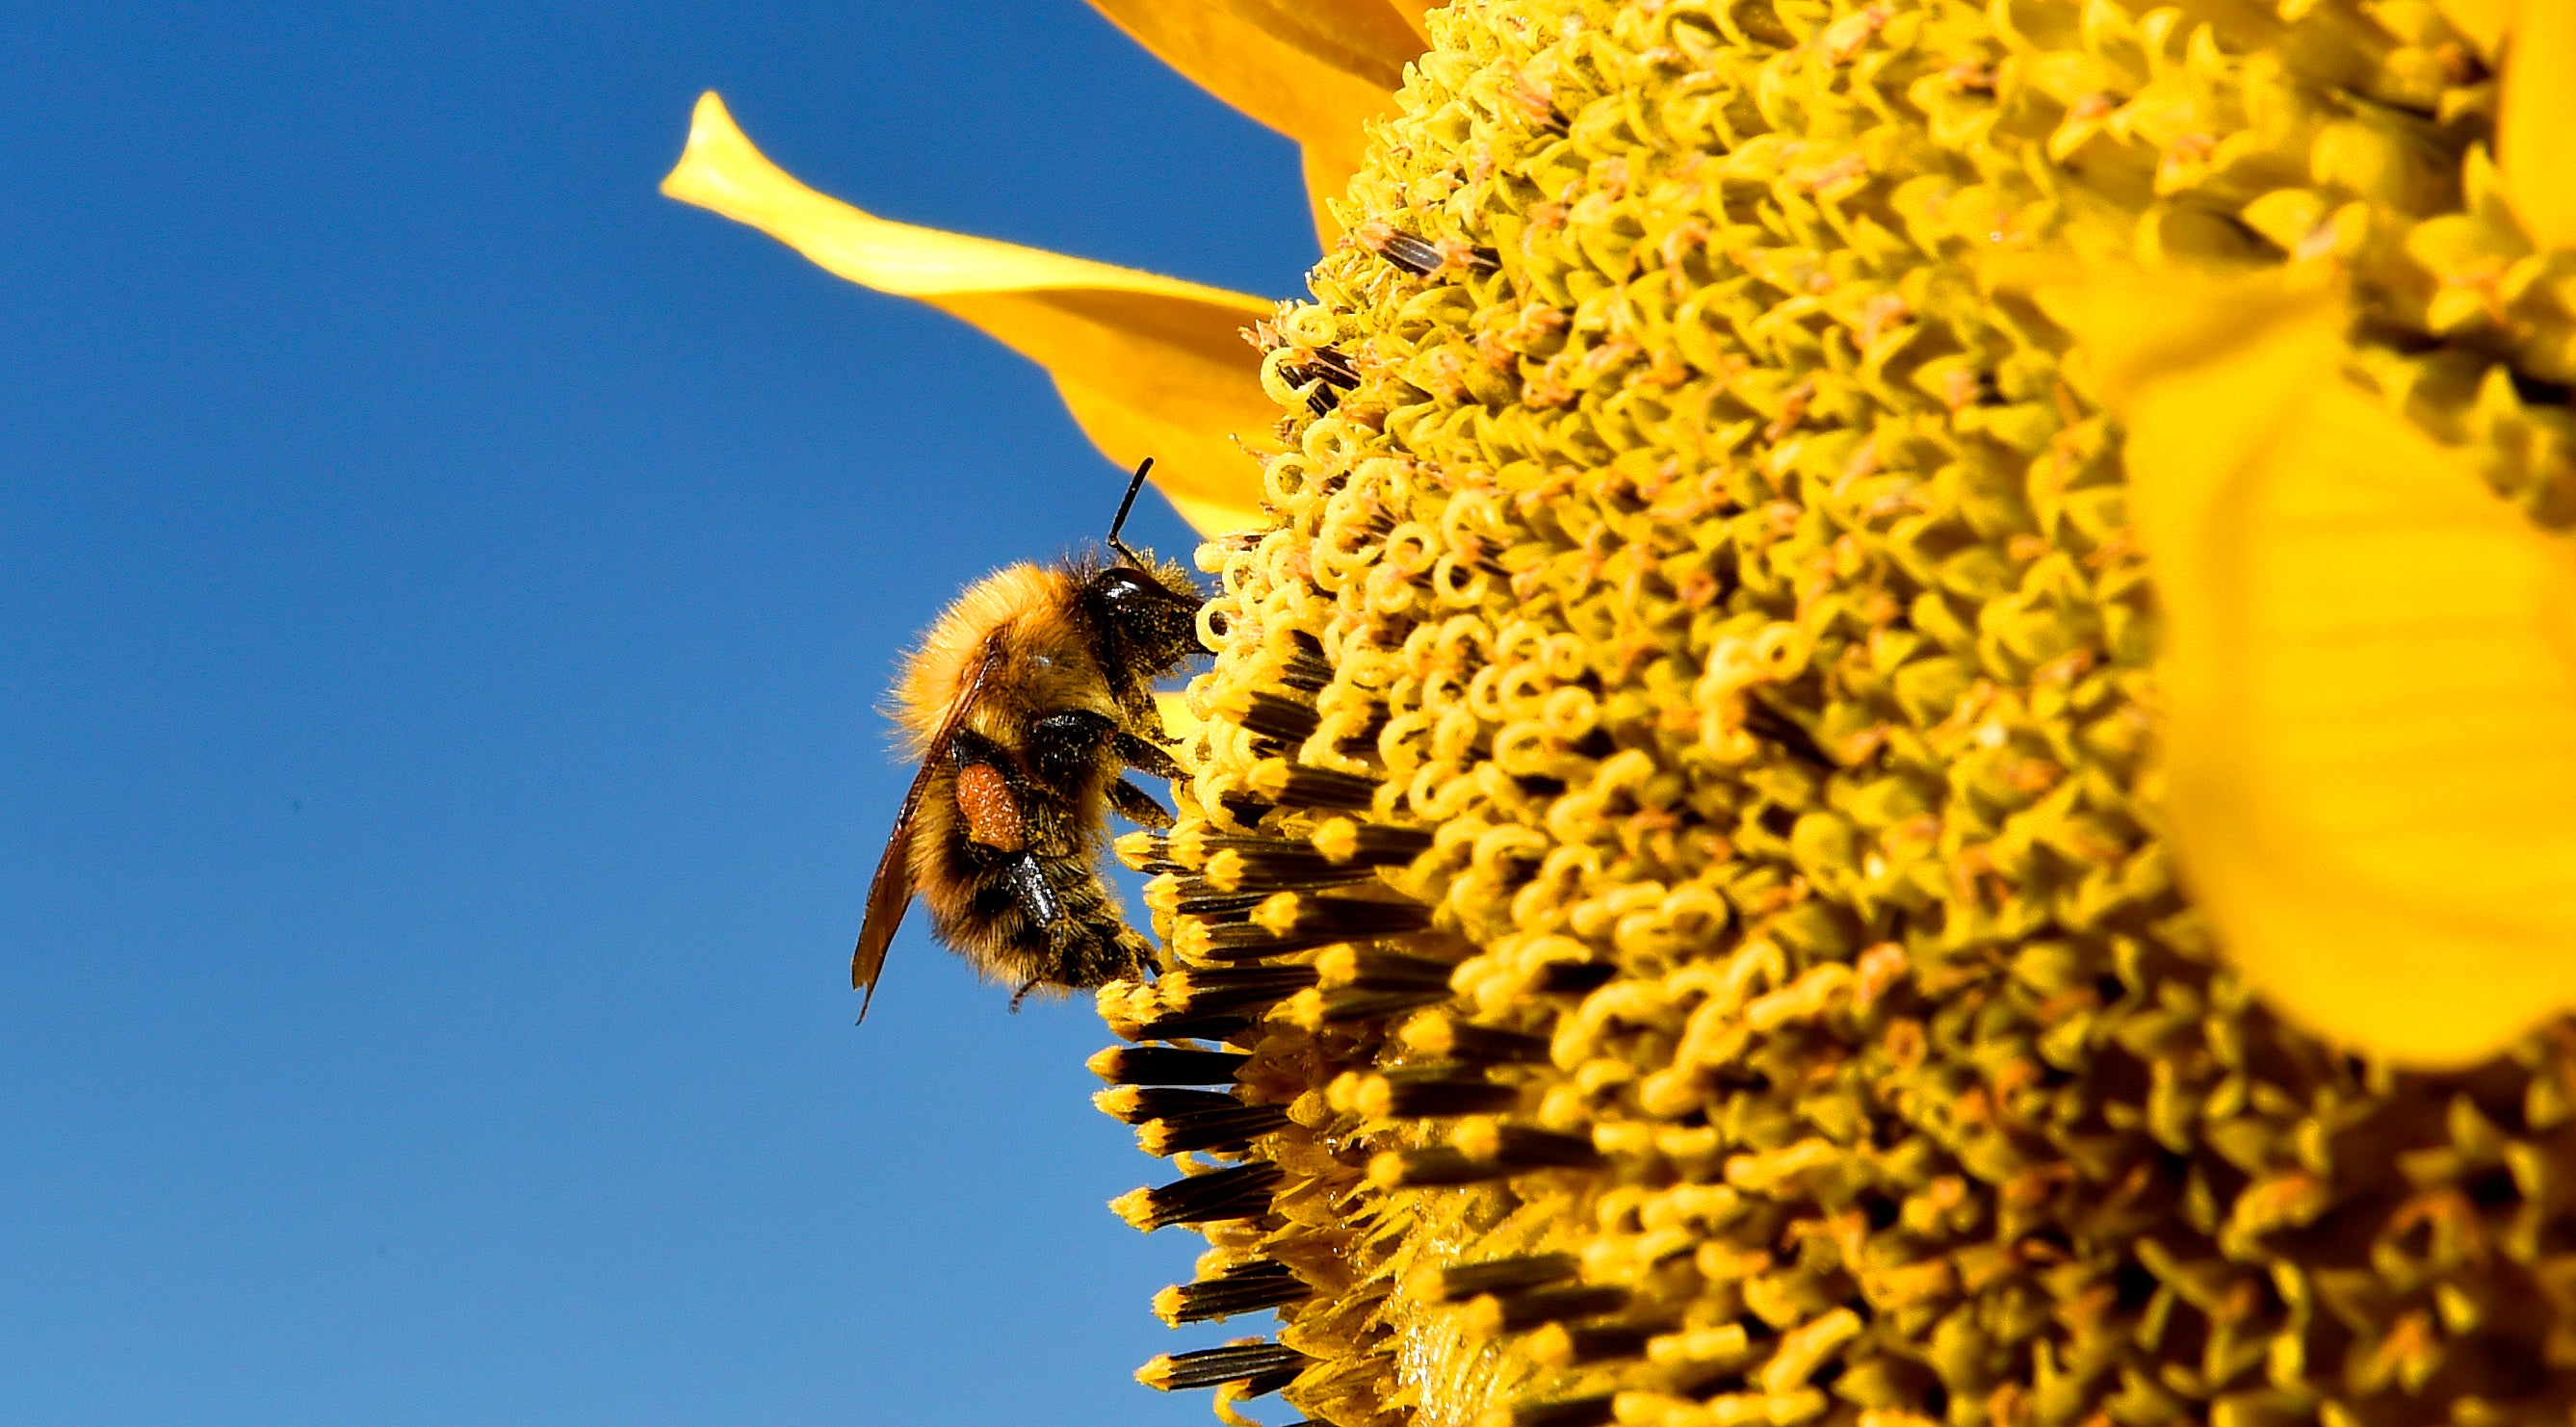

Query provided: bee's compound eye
[1088,565,1199,653]
[1096,566,1191,610]
[1097,568,1156,602]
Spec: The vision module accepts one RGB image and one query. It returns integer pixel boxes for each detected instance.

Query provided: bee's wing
[852,646,995,1020]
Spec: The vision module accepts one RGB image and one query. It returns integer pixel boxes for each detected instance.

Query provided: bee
[852,459,1207,1018]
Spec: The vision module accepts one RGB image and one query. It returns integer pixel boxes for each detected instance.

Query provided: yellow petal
[2068,275,2576,1066]
[1386,0,1439,44]
[1084,0,1418,245]
[2500,0,2576,249]
[661,92,1274,535]
[1302,145,1360,248]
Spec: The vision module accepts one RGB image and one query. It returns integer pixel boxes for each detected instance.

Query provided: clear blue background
[2,4,1314,1423]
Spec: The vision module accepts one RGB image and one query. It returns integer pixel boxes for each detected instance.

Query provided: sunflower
[664,3,2576,1423]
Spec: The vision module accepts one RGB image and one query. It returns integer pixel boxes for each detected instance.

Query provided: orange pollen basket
[954,763,1026,853]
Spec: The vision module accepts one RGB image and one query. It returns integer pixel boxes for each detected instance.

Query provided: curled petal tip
[1083,0,1413,173]
[662,91,1273,539]
[661,91,764,212]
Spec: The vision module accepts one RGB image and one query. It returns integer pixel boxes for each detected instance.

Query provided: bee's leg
[1027,710,1118,792]
[1106,777,1174,829]
[1112,729,1183,779]
[1006,851,1061,933]
[1009,978,1043,1012]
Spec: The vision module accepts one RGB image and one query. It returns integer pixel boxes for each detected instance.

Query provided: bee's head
[1082,554,1203,674]
[1086,455,1209,678]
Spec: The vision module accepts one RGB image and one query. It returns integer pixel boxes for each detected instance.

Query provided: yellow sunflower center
[1095,2,2576,1424]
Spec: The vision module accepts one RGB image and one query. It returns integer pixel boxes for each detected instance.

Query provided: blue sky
[3,3,1316,1423]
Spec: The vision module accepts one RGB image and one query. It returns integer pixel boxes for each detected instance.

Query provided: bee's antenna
[1107,456,1153,566]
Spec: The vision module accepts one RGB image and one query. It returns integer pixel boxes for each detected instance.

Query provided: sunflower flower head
[670,1,2576,1423]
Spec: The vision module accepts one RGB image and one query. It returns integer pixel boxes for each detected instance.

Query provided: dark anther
[1088,1045,1251,1085]
[1095,1085,1240,1124]
[1277,346,1363,416]
[1374,1127,1602,1187]
[1425,1253,1579,1303]
[1138,1102,1293,1155]
[1278,632,1337,691]
[1479,1125,1603,1169]
[1743,693,1834,769]
[1319,821,1434,867]
[1548,1322,1661,1363]
[1195,852,1376,895]
[1183,896,1434,961]
[1135,1342,1312,1391]
[1115,1161,1285,1230]
[1237,1365,1304,1399]
[1532,961,1616,994]
[1165,887,1286,922]
[1335,707,1390,754]
[1162,963,1322,1016]
[1298,378,1341,416]
[1260,763,1381,812]
[1363,1066,1518,1117]
[1470,1284,1631,1332]
[1236,690,1323,743]
[1276,654,1335,697]
[1375,1147,1509,1187]
[1333,948,1457,992]
[1374,229,1446,275]
[1118,831,1180,872]
[1155,1258,1312,1325]
[1505,1394,1617,1427]
[1412,1014,1552,1063]
[1126,1013,1255,1044]
[1279,895,1430,938]
[1316,986,1455,1023]
[1217,792,1276,825]
[1306,345,1361,386]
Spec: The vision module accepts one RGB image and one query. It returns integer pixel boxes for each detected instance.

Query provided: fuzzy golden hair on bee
[852,458,1210,1019]
[885,554,1190,757]
[887,563,1081,751]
